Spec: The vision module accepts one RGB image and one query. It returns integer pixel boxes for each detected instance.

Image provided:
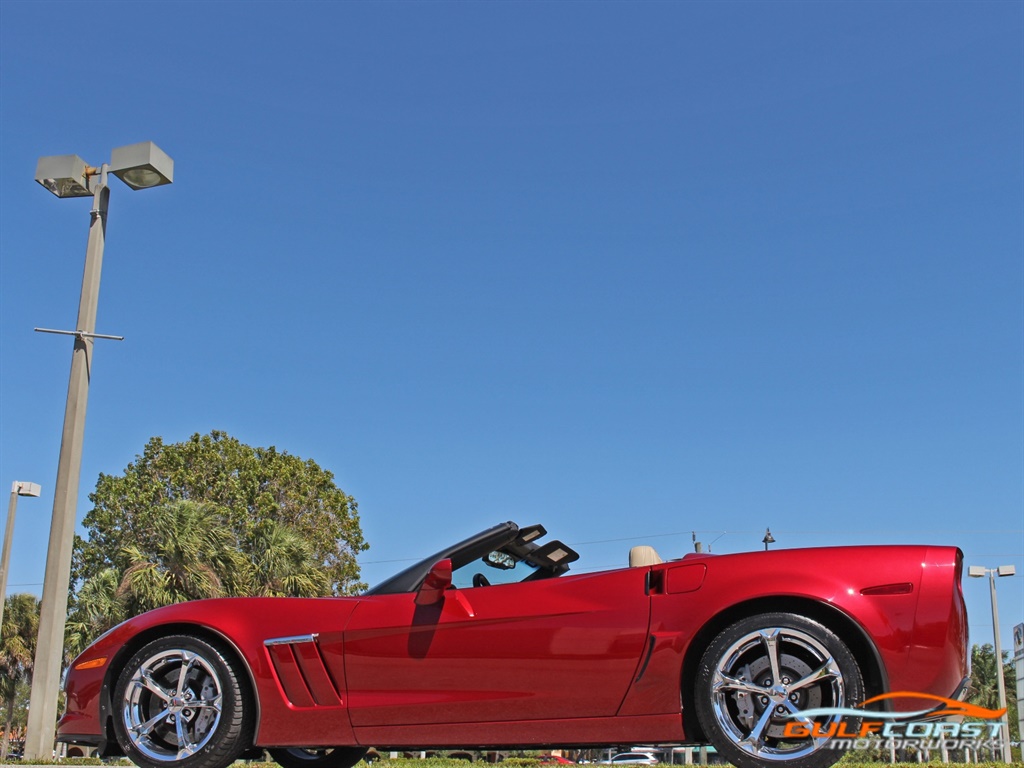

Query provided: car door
[341,566,651,726]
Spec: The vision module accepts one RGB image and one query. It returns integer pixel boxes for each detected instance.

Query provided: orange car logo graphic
[790,691,1005,722]
[781,691,1007,741]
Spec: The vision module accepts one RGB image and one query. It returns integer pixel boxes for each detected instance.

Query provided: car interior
[364,521,581,595]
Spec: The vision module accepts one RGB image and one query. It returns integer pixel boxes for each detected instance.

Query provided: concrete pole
[0,481,40,633]
[1015,623,1024,764]
[0,486,20,631]
[988,570,1012,763]
[23,169,109,762]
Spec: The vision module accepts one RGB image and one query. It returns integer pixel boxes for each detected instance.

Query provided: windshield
[364,521,579,595]
[451,551,540,588]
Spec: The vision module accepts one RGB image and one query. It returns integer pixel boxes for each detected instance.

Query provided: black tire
[269,747,369,768]
[112,634,254,768]
[693,612,864,768]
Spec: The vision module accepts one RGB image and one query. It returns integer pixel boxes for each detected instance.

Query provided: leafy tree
[0,594,39,760]
[74,431,366,596]
[65,567,126,661]
[242,518,332,597]
[68,432,366,652]
[969,642,1019,741]
[115,500,252,605]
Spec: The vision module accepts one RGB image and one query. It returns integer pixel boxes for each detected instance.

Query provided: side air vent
[264,634,342,707]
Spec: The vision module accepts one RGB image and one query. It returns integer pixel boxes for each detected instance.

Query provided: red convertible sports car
[59,522,969,768]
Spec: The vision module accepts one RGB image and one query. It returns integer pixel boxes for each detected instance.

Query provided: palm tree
[115,500,251,612]
[244,519,331,597]
[969,643,1020,741]
[0,594,40,760]
[65,568,125,662]
[970,643,1001,709]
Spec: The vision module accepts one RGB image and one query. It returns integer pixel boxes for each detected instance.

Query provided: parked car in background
[599,753,659,765]
[58,521,969,768]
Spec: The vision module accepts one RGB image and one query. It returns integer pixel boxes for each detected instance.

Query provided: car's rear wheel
[112,634,253,768]
[694,612,864,768]
[269,747,368,768]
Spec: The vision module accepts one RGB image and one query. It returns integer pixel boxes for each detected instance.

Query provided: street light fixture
[968,563,1017,763]
[34,155,92,198]
[23,142,173,763]
[35,141,173,197]
[109,141,174,189]
[762,528,775,551]
[0,481,41,633]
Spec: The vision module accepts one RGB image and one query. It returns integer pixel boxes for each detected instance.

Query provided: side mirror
[415,559,453,606]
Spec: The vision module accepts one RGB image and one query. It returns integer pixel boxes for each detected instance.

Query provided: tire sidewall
[268,746,369,768]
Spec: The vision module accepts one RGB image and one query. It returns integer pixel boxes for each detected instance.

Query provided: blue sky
[1,1,1021,652]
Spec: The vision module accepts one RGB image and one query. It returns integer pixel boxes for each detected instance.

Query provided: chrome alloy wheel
[708,626,847,763]
[121,647,225,762]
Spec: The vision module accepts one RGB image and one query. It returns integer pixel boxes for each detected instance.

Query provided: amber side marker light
[74,657,107,671]
[860,582,914,596]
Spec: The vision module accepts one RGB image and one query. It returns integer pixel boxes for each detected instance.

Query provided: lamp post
[762,528,775,551]
[968,563,1017,764]
[23,143,173,762]
[0,481,41,632]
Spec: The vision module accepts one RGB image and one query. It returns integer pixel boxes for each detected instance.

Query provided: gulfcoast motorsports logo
[782,692,1007,752]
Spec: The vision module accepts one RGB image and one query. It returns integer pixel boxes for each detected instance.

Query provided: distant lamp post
[24,142,173,763]
[762,528,775,551]
[968,564,1017,764]
[0,481,41,632]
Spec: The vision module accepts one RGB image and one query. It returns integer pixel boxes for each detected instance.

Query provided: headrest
[629,545,663,568]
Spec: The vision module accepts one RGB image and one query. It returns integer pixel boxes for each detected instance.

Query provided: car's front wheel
[694,612,864,768]
[112,634,254,768]
[269,747,368,768]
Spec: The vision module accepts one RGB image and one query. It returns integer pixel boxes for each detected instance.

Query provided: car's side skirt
[352,713,684,748]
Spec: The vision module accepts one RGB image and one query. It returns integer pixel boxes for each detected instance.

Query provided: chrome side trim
[264,634,318,647]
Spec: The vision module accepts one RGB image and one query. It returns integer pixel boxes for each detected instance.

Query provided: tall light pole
[23,143,173,762]
[968,563,1017,764]
[0,481,41,632]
